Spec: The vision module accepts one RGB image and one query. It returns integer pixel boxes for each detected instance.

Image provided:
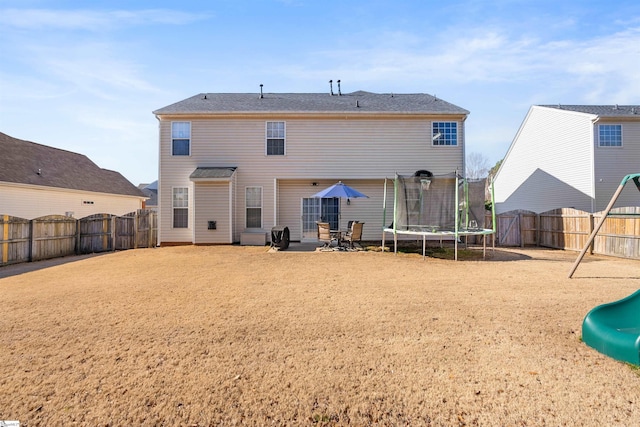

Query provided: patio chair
[342,221,364,249]
[317,222,334,249]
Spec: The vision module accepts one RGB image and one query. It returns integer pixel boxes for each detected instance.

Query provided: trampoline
[382,171,496,260]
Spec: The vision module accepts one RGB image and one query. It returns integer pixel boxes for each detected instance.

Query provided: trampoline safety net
[391,172,487,232]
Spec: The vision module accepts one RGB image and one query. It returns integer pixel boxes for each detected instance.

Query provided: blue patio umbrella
[311,181,369,199]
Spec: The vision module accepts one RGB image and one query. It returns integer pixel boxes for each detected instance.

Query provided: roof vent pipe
[356,100,360,108]
[259,84,264,99]
[337,80,342,96]
[329,80,334,96]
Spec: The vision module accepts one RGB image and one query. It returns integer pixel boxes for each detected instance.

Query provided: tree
[465,152,490,179]
[487,159,503,182]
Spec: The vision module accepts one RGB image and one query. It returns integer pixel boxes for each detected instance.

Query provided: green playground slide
[582,289,640,366]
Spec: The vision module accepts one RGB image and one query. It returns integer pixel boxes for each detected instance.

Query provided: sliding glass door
[301,198,339,241]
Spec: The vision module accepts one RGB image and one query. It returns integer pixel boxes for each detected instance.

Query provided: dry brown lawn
[1,244,640,426]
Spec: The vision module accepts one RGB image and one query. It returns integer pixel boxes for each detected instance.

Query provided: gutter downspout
[155,114,162,245]
[590,117,600,213]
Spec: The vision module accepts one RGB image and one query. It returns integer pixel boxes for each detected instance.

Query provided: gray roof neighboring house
[540,105,640,118]
[153,91,470,116]
[139,181,158,207]
[0,131,145,198]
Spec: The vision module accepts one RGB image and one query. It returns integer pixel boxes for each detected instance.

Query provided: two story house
[153,89,469,245]
[493,105,640,214]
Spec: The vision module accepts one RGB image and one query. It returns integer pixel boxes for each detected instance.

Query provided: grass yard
[1,245,640,426]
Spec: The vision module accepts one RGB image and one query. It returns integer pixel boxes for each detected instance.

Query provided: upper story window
[432,122,458,146]
[172,122,191,156]
[598,124,622,147]
[266,121,285,155]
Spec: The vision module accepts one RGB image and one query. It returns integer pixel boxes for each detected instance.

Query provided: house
[152,88,469,245]
[139,181,158,212]
[0,132,147,219]
[493,105,640,214]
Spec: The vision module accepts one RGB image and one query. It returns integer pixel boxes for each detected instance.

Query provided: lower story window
[173,187,188,228]
[246,187,262,228]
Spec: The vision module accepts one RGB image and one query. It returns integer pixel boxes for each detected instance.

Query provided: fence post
[149,212,154,248]
[588,213,594,255]
[111,216,116,252]
[536,214,540,246]
[519,212,524,248]
[134,212,139,249]
[75,218,80,255]
[2,215,8,264]
[28,219,34,262]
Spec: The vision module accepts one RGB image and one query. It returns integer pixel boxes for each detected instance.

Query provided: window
[598,124,622,147]
[173,187,188,228]
[266,121,285,155]
[432,122,458,146]
[172,122,191,155]
[245,187,262,228]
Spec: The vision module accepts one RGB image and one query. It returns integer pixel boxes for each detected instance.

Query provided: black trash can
[270,226,290,250]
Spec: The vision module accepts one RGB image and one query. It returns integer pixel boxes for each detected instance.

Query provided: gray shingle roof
[153,91,469,115]
[541,105,640,118]
[0,132,145,197]
[189,167,237,180]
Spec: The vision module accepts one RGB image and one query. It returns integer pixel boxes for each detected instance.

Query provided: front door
[301,198,340,241]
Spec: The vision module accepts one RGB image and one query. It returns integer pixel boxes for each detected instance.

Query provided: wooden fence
[494,207,640,259]
[1,210,157,266]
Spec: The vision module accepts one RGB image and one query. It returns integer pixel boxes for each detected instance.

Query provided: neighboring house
[493,105,640,214]
[139,181,158,212]
[0,132,147,219]
[153,89,469,245]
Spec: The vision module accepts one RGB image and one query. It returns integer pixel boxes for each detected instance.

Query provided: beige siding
[277,179,386,241]
[158,114,465,244]
[193,182,232,244]
[494,106,595,214]
[594,121,640,210]
[0,183,143,219]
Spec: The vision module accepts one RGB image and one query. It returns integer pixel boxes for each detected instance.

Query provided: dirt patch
[1,245,640,425]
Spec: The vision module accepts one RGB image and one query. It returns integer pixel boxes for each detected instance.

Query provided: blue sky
[1,0,639,185]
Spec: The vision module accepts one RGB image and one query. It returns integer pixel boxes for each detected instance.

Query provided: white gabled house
[0,132,147,219]
[153,89,469,245]
[493,105,640,214]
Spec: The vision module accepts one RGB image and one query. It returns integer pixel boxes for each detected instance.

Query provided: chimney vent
[259,84,264,99]
[337,80,342,96]
[329,80,334,96]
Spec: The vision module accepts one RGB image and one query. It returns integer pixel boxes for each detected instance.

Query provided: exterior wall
[0,182,144,219]
[593,120,640,211]
[277,179,386,241]
[158,114,466,244]
[494,106,596,214]
[193,182,233,244]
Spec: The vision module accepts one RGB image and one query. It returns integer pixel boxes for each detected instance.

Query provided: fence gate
[497,212,521,246]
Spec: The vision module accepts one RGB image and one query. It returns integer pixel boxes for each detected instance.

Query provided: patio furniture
[317,222,334,249]
[342,221,364,249]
